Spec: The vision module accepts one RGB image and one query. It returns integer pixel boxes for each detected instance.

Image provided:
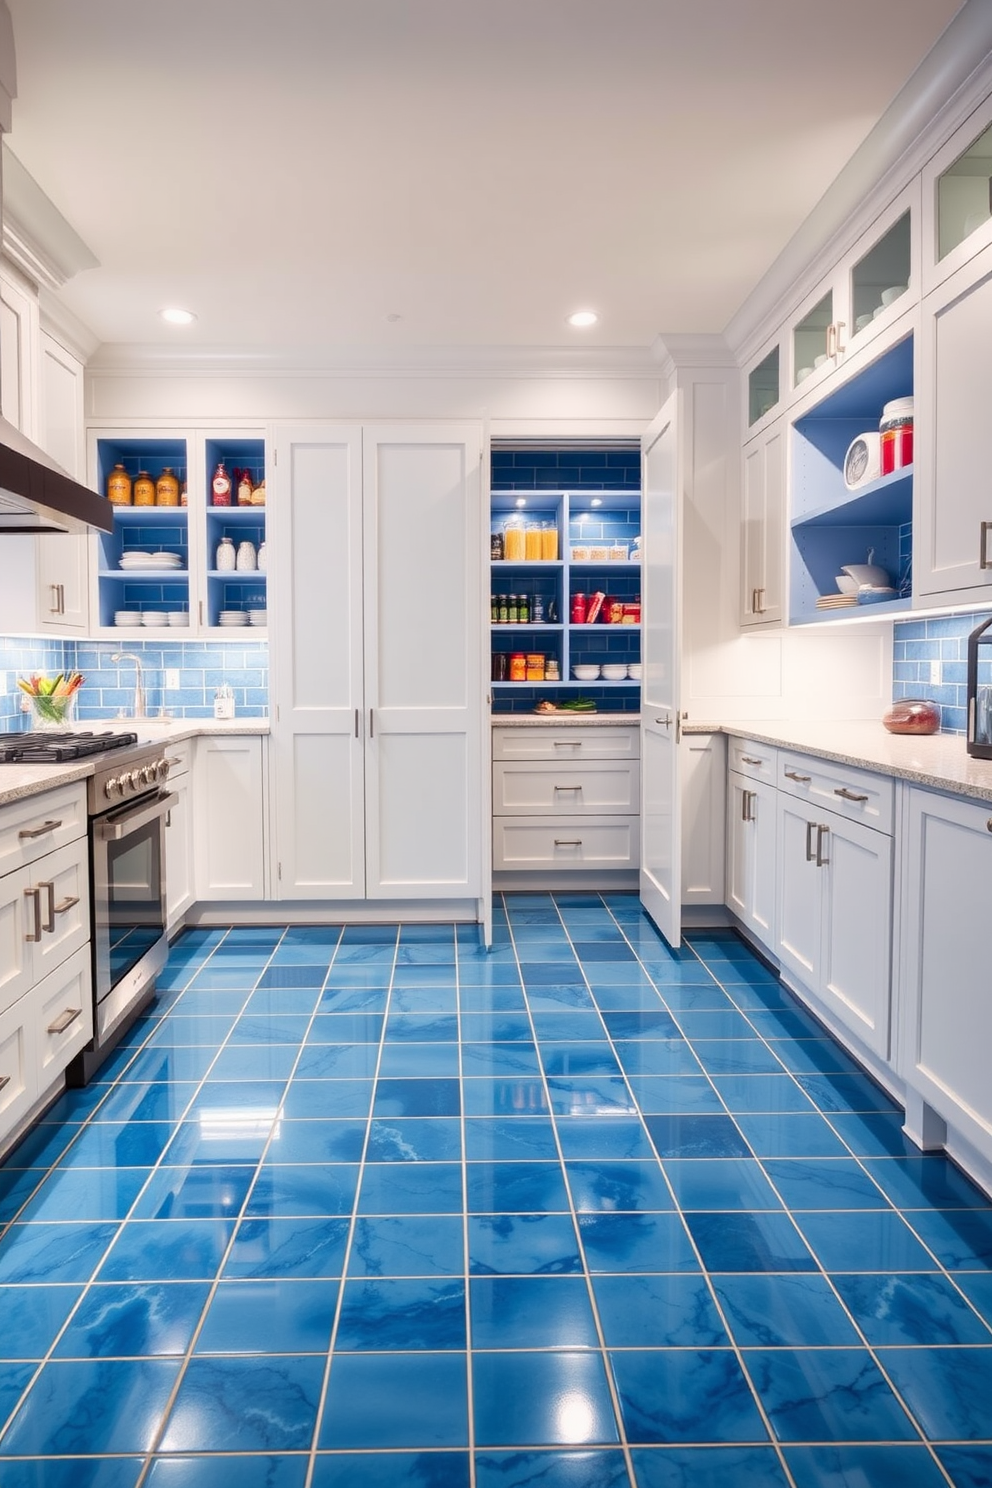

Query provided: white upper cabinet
[270,422,485,904]
[740,416,785,628]
[916,239,992,603]
[36,333,88,632]
[743,329,783,441]
[922,92,992,297]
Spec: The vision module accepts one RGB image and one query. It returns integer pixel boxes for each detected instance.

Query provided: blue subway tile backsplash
[492,449,640,492]
[891,609,992,736]
[1,635,269,728]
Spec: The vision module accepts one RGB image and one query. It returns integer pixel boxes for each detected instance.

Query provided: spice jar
[237,470,253,506]
[879,397,914,475]
[526,653,545,681]
[156,467,180,506]
[545,658,560,681]
[107,463,132,505]
[250,480,266,506]
[133,470,155,506]
[215,535,237,571]
[509,652,527,681]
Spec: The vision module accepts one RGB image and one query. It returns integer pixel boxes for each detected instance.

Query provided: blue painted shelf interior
[204,438,266,627]
[95,438,189,629]
[790,334,914,625]
[491,480,641,712]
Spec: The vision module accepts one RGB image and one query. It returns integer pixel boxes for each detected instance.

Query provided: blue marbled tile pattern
[1,900,991,1484]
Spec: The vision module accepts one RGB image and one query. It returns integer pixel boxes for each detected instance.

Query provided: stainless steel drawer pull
[816,823,830,867]
[552,740,581,748]
[785,770,811,783]
[981,521,992,570]
[24,885,42,942]
[554,839,583,847]
[18,819,62,841]
[834,787,869,803]
[741,789,756,822]
[805,821,816,862]
[741,756,763,767]
[47,1007,82,1036]
[752,587,765,614]
[0,1074,10,1091]
[987,819,992,833]
[554,784,581,791]
[355,709,360,739]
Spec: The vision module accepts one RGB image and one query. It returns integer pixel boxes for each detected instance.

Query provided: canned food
[526,652,545,682]
[606,598,624,624]
[509,652,527,681]
[622,601,641,624]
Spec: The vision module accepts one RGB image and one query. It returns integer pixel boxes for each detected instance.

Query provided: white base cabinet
[164,741,193,929]
[897,788,992,1169]
[193,736,266,900]
[727,768,777,946]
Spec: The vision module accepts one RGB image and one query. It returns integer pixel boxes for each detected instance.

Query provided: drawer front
[492,726,639,762]
[778,753,893,833]
[728,737,778,783]
[31,945,93,1088]
[25,840,90,981]
[493,761,640,817]
[0,990,36,1151]
[493,816,640,871]
[0,783,87,876]
[164,740,192,779]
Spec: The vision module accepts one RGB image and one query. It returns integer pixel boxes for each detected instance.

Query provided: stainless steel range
[0,730,177,1083]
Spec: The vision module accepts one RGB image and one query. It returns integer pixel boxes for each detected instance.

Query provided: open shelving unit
[789,334,914,624]
[490,490,641,711]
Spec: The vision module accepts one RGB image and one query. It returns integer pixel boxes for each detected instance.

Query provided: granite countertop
[689,718,992,806]
[0,719,270,808]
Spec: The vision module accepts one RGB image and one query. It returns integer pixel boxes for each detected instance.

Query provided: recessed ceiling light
[159,307,196,326]
[567,310,598,328]
[386,313,403,323]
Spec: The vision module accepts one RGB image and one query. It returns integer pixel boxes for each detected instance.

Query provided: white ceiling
[3,0,966,359]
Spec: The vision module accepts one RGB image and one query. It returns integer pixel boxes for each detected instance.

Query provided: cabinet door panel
[270,428,365,898]
[194,738,265,899]
[776,797,820,987]
[819,815,892,1057]
[0,869,31,1014]
[0,993,35,1151]
[28,841,89,983]
[726,773,751,923]
[363,426,483,898]
[165,772,193,929]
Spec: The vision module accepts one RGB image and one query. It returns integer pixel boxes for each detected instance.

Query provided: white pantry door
[639,394,683,946]
[362,425,484,899]
[269,426,367,898]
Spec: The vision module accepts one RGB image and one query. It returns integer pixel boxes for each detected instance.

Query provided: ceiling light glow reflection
[556,1390,595,1442]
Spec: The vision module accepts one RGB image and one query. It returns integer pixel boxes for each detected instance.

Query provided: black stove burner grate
[0,730,140,763]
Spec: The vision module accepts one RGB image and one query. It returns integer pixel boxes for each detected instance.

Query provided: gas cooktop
[0,730,140,763]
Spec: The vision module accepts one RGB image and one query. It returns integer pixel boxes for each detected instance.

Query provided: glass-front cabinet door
[923,93,992,296]
[746,344,781,433]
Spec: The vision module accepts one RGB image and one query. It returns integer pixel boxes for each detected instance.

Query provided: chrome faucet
[111,652,146,719]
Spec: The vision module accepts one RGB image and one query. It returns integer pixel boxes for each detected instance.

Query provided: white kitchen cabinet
[921,90,992,297]
[193,736,266,900]
[164,740,193,929]
[680,733,726,911]
[269,423,484,904]
[897,787,992,1170]
[777,792,893,1059]
[727,769,777,946]
[744,328,783,440]
[915,240,992,603]
[35,332,89,632]
[740,418,785,627]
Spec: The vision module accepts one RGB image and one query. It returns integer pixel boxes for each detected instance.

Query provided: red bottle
[571,593,587,624]
[211,461,232,506]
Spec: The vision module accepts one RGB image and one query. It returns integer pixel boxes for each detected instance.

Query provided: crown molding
[651,333,737,380]
[725,0,992,365]
[0,143,98,293]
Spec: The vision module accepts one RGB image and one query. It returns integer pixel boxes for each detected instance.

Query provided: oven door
[91,789,177,1035]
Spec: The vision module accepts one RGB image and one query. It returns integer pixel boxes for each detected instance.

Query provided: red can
[570,593,587,624]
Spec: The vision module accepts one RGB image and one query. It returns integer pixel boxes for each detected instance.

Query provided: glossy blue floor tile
[5,899,992,1470]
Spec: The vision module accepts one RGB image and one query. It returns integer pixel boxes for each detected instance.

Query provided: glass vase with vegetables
[17,671,84,730]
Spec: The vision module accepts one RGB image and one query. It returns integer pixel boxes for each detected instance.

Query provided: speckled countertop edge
[492,714,638,728]
[0,720,269,808]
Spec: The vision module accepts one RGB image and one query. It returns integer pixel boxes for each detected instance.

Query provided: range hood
[0,413,112,534]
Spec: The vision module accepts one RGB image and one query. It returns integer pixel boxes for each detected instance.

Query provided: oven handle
[96,791,178,841]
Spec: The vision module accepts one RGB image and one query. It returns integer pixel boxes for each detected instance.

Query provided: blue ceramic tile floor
[1,899,991,1487]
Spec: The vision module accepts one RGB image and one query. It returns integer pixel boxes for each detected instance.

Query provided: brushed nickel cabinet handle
[24,885,42,943]
[834,787,869,803]
[753,587,765,614]
[355,709,360,739]
[805,821,816,862]
[981,521,992,570]
[369,710,374,739]
[816,823,830,867]
[742,789,756,823]
[49,583,60,614]
[987,819,992,833]
[834,321,846,356]
[741,756,763,767]
[785,770,811,782]
[0,1074,10,1091]
[18,819,62,840]
[47,1007,82,1035]
[826,323,836,359]
[554,839,583,847]
[554,784,581,791]
[552,740,581,748]
[58,583,66,614]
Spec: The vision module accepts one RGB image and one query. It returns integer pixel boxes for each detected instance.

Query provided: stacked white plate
[218,610,248,626]
[119,550,184,570]
[815,594,858,610]
[141,611,169,627]
[248,609,267,626]
[114,610,141,626]
[167,611,189,626]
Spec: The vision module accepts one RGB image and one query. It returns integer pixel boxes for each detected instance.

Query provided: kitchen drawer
[32,944,93,1088]
[493,816,640,872]
[0,989,35,1152]
[0,783,87,877]
[778,753,893,834]
[728,737,778,784]
[24,839,90,985]
[164,739,192,780]
[493,760,640,817]
[492,725,639,762]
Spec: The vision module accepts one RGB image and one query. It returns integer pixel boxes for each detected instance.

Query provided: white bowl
[842,563,890,588]
[796,366,814,383]
[855,313,873,332]
[626,663,642,680]
[813,353,828,368]
[835,574,859,594]
[572,664,601,681]
[601,663,629,681]
[881,285,907,307]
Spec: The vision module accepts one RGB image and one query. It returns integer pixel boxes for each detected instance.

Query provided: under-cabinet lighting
[567,310,598,328]
[160,307,196,326]
[515,497,527,508]
[590,498,602,507]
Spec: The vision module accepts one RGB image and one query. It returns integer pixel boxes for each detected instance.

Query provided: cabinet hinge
[273,448,278,466]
